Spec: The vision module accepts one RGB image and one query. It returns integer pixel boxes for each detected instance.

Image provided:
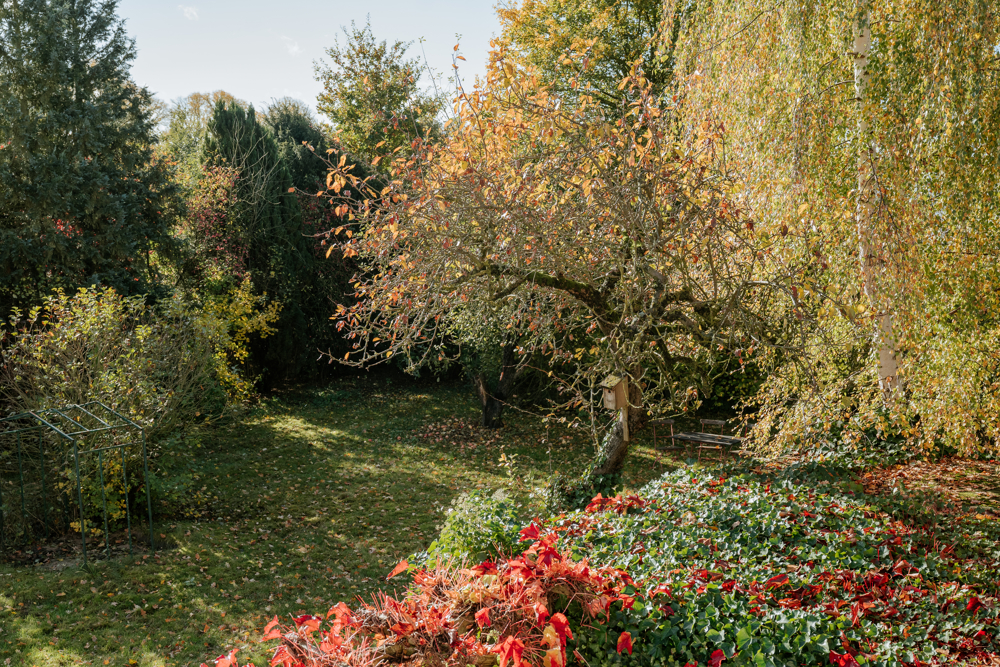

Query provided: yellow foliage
[187,277,282,402]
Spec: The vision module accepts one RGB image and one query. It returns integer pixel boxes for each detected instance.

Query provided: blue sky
[117,0,502,114]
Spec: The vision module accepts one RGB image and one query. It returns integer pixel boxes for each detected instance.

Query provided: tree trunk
[853,3,902,404]
[474,342,519,429]
[589,377,648,478]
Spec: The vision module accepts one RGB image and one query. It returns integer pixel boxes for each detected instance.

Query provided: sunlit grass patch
[0,379,673,665]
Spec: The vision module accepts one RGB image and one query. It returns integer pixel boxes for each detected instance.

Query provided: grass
[0,376,677,666]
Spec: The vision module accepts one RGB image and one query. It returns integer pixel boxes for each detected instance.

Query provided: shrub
[0,285,275,531]
[207,469,1000,667]
[234,532,636,667]
[423,489,527,563]
[2,287,218,436]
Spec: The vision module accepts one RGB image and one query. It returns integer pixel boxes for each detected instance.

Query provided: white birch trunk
[853,4,902,404]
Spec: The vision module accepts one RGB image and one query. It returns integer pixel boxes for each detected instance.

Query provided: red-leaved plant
[204,526,636,667]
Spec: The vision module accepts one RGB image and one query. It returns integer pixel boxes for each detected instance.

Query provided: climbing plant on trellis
[0,402,153,564]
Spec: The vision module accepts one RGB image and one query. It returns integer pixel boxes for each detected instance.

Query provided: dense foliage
[159,90,243,187]
[245,530,637,667]
[263,98,337,193]
[666,0,1000,455]
[208,467,1000,667]
[314,19,444,168]
[2,288,219,435]
[201,101,320,381]
[550,471,1000,666]
[0,0,178,316]
[497,0,675,109]
[422,489,528,563]
[0,286,272,538]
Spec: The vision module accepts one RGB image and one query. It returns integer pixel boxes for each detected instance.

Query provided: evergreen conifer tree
[0,0,177,315]
[202,100,313,382]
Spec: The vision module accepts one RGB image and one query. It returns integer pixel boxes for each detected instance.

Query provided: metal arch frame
[0,402,154,565]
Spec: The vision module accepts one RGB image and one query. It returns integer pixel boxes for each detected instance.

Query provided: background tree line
[2,0,998,509]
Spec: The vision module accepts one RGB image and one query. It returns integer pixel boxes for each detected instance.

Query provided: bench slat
[672,432,743,445]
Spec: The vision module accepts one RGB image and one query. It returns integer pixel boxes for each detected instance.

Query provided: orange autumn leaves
[320,41,762,419]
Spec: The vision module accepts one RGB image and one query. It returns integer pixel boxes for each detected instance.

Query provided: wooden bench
[670,419,749,462]
[650,418,753,461]
[650,418,677,450]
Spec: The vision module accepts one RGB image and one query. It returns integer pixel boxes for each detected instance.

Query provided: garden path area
[0,379,674,666]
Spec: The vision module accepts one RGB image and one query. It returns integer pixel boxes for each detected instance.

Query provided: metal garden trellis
[0,401,154,565]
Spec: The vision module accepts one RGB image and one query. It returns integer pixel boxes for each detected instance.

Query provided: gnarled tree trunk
[474,342,519,429]
[589,375,648,478]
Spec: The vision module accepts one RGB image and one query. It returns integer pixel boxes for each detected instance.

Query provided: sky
[116,0,502,115]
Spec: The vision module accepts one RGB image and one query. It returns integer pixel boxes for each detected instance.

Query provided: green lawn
[0,377,676,666]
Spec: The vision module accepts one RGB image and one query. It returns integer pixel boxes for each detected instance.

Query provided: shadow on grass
[0,379,627,665]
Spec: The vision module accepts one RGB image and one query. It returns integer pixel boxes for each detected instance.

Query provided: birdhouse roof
[600,374,622,389]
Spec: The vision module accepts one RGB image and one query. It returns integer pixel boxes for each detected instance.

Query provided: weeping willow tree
[668,0,1000,453]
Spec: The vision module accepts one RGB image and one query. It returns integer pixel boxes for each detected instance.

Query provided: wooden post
[600,374,629,441]
[620,377,629,442]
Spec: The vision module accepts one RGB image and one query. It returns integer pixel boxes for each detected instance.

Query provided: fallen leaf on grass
[387,560,408,579]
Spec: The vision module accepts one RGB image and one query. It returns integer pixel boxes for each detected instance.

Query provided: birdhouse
[601,375,626,410]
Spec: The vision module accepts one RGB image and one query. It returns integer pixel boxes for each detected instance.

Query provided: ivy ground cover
[552,471,1000,667]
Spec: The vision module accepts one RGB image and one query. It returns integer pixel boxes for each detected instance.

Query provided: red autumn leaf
[550,612,573,642]
[708,648,727,667]
[472,560,498,576]
[215,649,239,667]
[387,559,409,579]
[391,621,415,636]
[967,596,985,613]
[519,523,541,542]
[492,635,525,667]
[535,602,550,626]
[585,493,613,513]
[619,594,636,609]
[651,583,674,598]
[294,615,321,633]
[829,651,859,667]
[327,601,352,623]
[320,633,344,653]
[475,607,492,628]
[262,616,282,641]
[616,631,633,655]
[765,573,789,589]
[269,645,292,667]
